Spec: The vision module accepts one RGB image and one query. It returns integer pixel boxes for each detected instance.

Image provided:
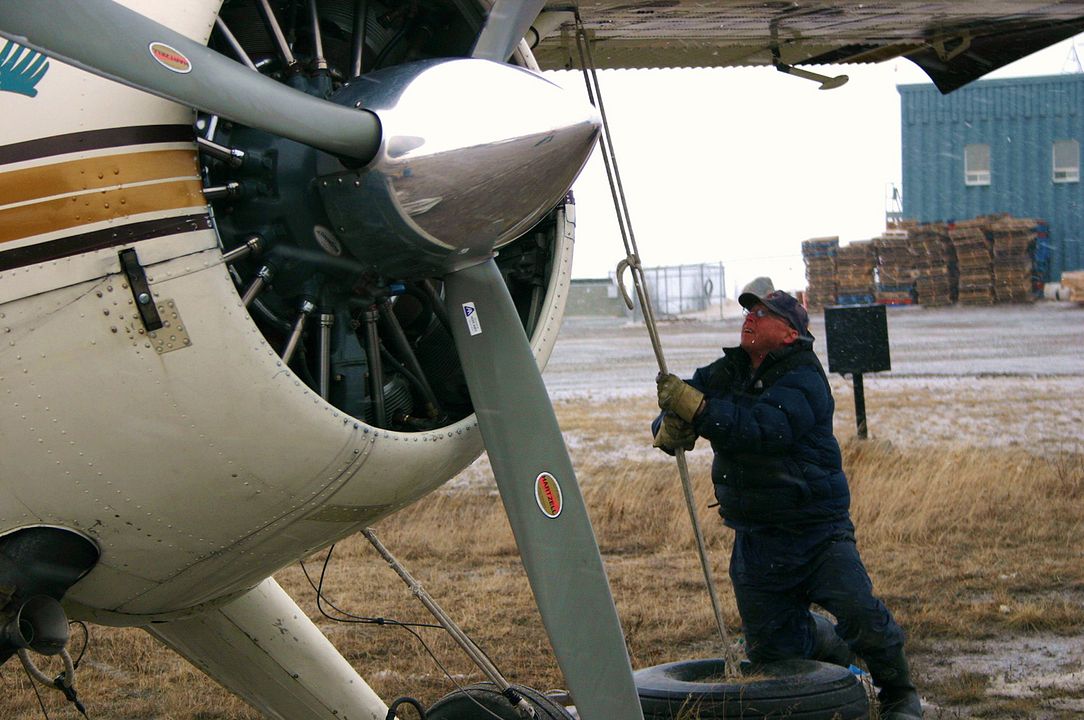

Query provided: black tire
[426,682,575,720]
[635,658,870,719]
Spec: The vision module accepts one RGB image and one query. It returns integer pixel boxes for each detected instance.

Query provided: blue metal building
[899,74,1084,280]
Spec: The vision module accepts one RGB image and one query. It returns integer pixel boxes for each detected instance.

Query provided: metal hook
[614,256,637,310]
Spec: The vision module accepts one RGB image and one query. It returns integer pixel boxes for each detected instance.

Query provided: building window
[964,144,990,186]
[1053,139,1080,183]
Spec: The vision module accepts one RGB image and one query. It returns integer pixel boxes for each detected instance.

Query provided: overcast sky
[545,34,1084,297]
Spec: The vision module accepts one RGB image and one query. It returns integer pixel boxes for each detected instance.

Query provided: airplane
[1,2,1083,719]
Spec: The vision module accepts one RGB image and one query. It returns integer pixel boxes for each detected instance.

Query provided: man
[652,289,921,720]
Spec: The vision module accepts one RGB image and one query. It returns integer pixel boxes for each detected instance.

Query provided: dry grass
[2,396,1083,718]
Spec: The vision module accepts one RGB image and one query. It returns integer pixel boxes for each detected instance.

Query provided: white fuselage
[0,0,571,626]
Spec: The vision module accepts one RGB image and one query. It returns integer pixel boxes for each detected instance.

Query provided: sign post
[824,305,891,439]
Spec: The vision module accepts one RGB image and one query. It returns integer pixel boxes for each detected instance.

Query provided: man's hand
[656,373,704,423]
[653,413,697,453]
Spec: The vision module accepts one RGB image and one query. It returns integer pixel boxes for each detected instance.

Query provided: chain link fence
[612,262,727,322]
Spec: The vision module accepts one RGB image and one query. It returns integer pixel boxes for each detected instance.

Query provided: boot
[866,648,923,719]
[809,613,855,668]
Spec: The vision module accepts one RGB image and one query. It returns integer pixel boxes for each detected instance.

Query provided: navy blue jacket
[655,340,851,532]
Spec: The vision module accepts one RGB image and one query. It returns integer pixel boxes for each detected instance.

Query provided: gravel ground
[543,301,1084,453]
[545,301,1084,391]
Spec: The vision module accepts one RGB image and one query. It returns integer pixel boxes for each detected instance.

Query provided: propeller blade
[471,0,547,63]
[443,258,645,720]
[0,0,379,161]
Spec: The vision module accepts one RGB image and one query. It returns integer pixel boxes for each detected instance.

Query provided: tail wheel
[427,682,576,720]
[635,658,871,719]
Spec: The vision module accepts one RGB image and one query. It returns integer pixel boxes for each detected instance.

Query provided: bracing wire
[298,547,515,720]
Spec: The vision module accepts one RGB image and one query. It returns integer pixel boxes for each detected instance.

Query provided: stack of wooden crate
[989,217,1039,303]
[803,214,1043,308]
[910,224,957,306]
[949,219,995,304]
[802,237,838,308]
[873,230,917,304]
[835,240,877,305]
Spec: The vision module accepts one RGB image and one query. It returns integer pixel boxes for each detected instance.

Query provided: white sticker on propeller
[462,302,482,336]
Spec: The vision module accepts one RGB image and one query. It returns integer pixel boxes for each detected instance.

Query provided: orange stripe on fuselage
[0,149,200,207]
[0,149,204,244]
[0,179,206,244]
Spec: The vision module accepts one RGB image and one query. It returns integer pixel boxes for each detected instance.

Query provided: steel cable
[573,10,741,678]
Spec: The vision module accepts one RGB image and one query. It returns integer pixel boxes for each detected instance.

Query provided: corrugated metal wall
[900,74,1084,279]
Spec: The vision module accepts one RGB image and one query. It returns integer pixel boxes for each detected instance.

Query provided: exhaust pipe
[0,526,97,673]
[1,595,70,656]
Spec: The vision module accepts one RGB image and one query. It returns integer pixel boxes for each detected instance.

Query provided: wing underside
[534,1,1084,93]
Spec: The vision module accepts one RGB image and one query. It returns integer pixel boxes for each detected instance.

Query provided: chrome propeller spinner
[320,58,600,278]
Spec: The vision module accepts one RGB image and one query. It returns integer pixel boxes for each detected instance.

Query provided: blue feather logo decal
[0,40,49,98]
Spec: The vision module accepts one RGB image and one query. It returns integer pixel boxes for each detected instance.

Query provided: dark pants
[729,530,905,668]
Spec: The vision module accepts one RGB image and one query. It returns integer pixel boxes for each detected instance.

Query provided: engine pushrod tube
[350,0,369,78]
[282,301,315,365]
[318,313,334,400]
[197,137,245,168]
[378,301,441,416]
[214,17,258,71]
[362,308,386,427]
[421,280,452,331]
[201,182,240,201]
[308,0,327,70]
[221,236,262,264]
[241,266,272,307]
[256,0,296,68]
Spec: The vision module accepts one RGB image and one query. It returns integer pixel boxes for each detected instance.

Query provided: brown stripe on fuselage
[0,125,194,166]
[0,214,213,272]
[0,149,199,207]
[0,179,207,244]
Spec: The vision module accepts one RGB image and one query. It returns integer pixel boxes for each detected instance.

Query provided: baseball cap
[738,289,814,342]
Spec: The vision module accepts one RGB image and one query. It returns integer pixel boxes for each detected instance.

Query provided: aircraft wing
[533,1,1084,93]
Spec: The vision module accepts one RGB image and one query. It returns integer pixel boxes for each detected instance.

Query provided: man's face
[740,302,799,355]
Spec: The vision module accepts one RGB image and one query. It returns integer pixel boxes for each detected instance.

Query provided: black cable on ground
[299,545,442,630]
[299,546,518,720]
[70,621,90,668]
[22,658,51,720]
[386,696,426,719]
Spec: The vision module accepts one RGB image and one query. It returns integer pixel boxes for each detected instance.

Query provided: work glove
[656,373,705,423]
[653,413,697,453]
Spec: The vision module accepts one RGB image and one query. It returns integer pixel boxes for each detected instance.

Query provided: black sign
[824,305,891,375]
